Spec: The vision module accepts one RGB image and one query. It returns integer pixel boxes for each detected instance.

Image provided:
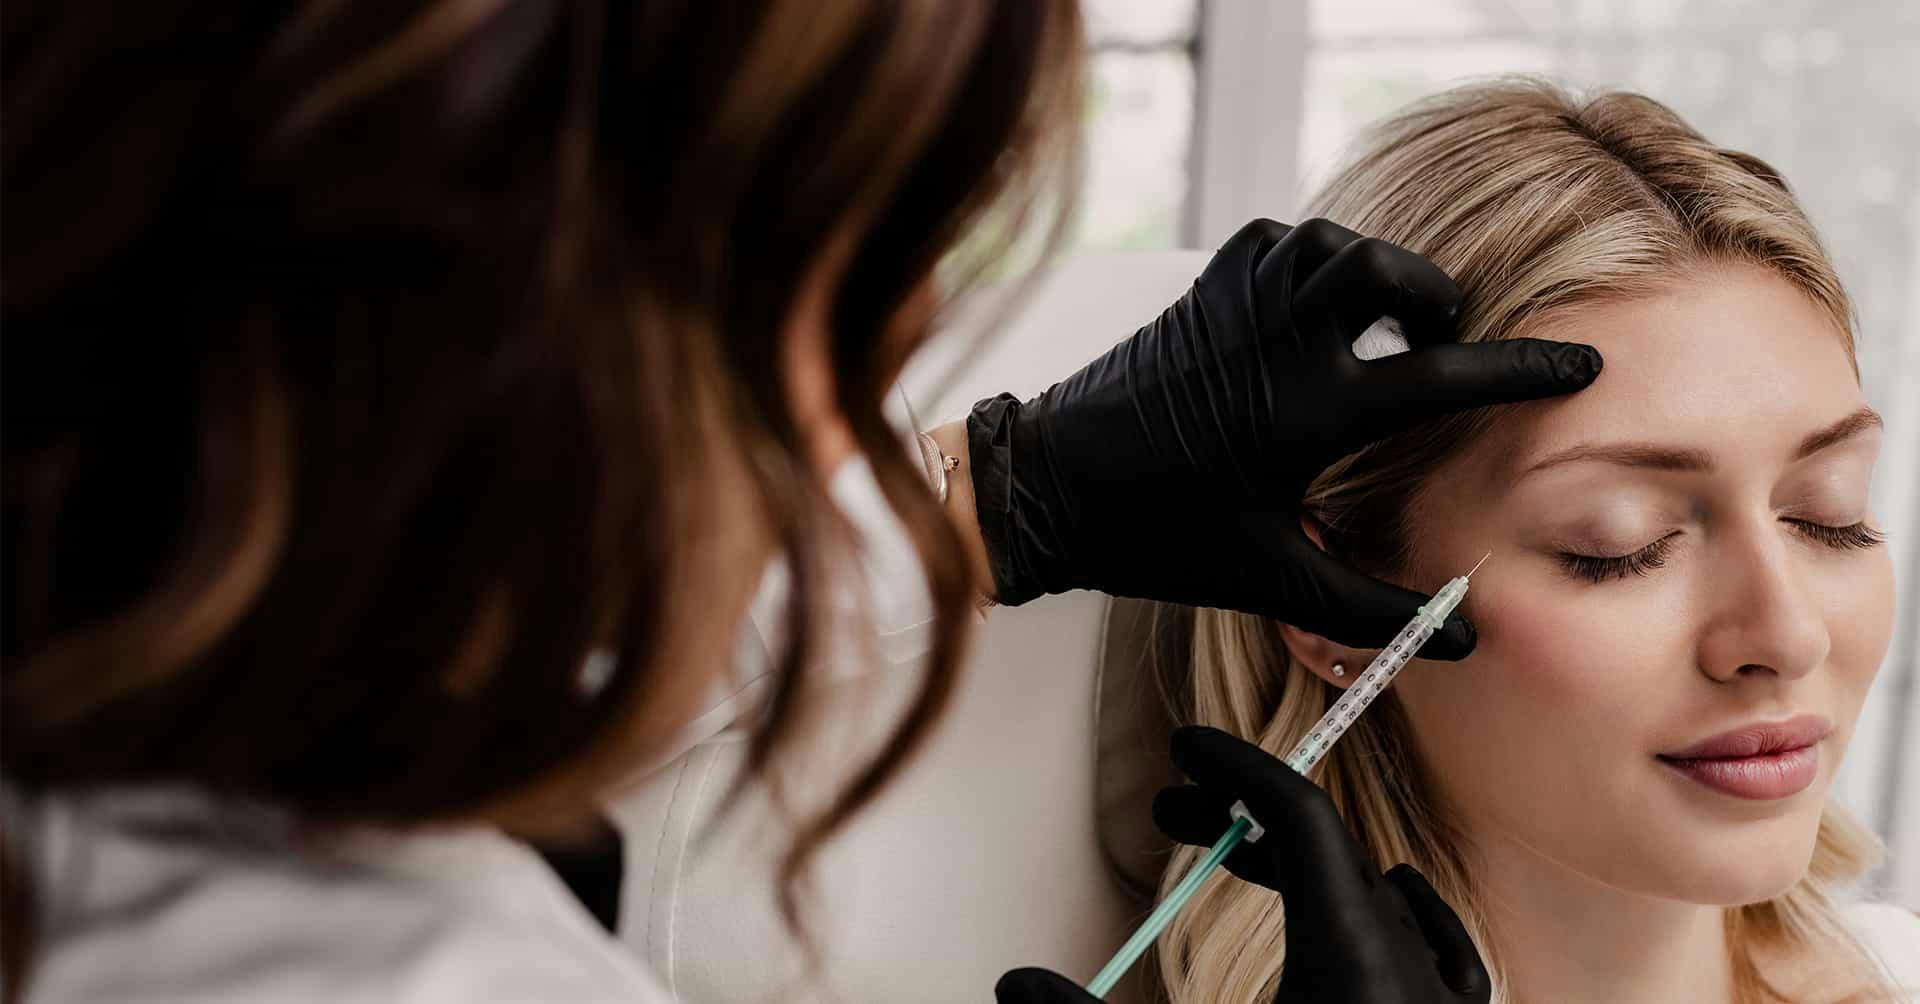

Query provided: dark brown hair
[1,0,1083,993]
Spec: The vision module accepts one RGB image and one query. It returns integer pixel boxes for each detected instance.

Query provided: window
[1076,1,1201,251]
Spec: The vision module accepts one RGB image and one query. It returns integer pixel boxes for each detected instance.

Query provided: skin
[1284,263,1894,1002]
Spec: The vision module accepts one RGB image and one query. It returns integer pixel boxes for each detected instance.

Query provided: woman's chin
[1652,812,1824,906]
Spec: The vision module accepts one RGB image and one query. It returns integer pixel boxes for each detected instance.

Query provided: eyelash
[1556,521,1885,584]
[1556,533,1679,583]
[1787,519,1886,551]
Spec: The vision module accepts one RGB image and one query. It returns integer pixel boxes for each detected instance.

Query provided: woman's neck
[1467,828,1735,1004]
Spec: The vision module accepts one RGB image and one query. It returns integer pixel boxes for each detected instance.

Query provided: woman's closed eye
[1555,520,1884,584]
[1555,532,1681,583]
[1786,518,1884,551]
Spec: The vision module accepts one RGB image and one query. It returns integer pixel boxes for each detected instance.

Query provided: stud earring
[1331,662,1346,678]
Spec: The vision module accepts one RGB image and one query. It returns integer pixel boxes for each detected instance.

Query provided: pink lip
[1663,714,1832,760]
[1657,715,1831,801]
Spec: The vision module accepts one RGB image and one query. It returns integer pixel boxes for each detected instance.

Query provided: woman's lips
[1657,714,1831,801]
[1659,746,1820,800]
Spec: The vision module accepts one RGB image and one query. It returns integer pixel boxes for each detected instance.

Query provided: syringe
[1082,553,1489,998]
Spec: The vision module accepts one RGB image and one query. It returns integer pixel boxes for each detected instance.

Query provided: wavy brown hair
[0,1,1083,996]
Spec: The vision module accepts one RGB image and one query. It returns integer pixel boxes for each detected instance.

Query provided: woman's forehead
[1474,268,1861,479]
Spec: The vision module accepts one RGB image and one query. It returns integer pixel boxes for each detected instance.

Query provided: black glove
[1152,726,1491,1003]
[993,967,1101,1003]
[968,218,1601,658]
[992,726,1490,1003]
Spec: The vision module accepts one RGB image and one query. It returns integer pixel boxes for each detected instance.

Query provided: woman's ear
[1284,514,1374,690]
[1278,622,1373,691]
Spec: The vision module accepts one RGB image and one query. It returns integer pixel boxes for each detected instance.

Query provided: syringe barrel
[1283,614,1435,773]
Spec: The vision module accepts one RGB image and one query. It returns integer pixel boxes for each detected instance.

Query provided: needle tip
[1468,551,1492,577]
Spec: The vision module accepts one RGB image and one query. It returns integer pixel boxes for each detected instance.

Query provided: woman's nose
[1696,524,1830,684]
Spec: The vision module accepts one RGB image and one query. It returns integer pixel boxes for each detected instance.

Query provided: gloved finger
[1206,219,1297,297]
[995,967,1100,1003]
[1202,221,1302,354]
[1291,236,1463,356]
[1151,785,1284,888]
[1267,217,1363,284]
[1167,727,1378,904]
[1215,217,1295,259]
[1151,784,1233,845]
[1251,219,1362,350]
[1343,338,1604,445]
[1383,864,1492,1001]
[1273,526,1477,660]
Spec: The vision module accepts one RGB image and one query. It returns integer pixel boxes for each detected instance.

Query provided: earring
[1331,662,1346,678]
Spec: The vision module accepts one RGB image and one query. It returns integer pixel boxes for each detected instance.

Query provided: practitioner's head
[1,2,1085,985]
[1156,80,1892,1003]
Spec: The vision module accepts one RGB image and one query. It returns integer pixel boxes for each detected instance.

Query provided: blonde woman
[1147,81,1920,1003]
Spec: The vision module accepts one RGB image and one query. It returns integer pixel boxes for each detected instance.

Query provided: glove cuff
[967,393,1046,606]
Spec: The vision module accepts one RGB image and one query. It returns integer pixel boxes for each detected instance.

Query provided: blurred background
[1065,0,1920,911]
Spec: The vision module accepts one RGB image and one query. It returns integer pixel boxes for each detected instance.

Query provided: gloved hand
[968,218,1601,658]
[991,726,1491,1004]
[1152,726,1491,1003]
[993,967,1101,1003]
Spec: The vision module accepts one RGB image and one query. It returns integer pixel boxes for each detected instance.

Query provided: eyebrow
[1519,406,1883,479]
[1793,406,1882,460]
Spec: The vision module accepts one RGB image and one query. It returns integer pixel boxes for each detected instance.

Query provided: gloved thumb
[1271,526,1477,660]
[1164,726,1379,908]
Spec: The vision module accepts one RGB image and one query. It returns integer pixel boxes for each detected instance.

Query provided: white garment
[1847,901,1920,999]
[9,786,671,1003]
[6,456,932,1004]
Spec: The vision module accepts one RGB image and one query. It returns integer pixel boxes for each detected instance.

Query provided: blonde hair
[1153,79,1888,1004]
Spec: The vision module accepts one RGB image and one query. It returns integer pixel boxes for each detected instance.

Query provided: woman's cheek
[1401,576,1678,805]
[1821,546,1895,740]
[1455,575,1653,710]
